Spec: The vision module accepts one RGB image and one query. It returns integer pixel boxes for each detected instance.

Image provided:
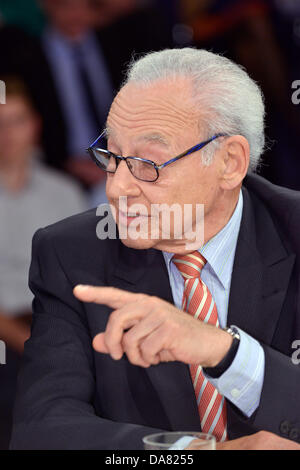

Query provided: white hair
[123,48,265,172]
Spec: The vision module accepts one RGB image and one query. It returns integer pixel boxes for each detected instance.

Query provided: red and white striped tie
[172,251,227,442]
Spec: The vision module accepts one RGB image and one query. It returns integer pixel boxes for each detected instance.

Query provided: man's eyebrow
[104,126,170,148]
[136,133,170,147]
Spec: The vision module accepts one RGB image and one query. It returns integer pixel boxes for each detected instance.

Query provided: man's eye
[108,146,120,155]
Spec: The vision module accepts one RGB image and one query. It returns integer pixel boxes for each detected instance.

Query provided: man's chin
[119,236,158,250]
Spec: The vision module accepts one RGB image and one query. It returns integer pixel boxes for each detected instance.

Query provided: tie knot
[172,251,206,280]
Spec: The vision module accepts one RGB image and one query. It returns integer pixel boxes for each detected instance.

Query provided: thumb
[92,333,109,354]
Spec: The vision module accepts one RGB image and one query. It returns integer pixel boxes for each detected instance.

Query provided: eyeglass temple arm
[156,133,227,170]
[88,130,107,149]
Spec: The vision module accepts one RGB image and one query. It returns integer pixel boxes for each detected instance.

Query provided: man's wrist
[205,327,234,368]
[203,327,240,377]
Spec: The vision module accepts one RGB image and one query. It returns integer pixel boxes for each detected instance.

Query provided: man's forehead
[106,78,199,146]
[115,77,194,103]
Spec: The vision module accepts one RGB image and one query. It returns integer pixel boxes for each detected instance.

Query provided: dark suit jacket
[10,173,300,449]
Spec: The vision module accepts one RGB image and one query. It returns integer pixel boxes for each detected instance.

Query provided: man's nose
[106,160,141,198]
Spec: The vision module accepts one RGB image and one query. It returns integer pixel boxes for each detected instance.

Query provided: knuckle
[258,430,269,438]
[109,309,119,322]
[122,339,136,358]
[122,331,136,351]
[124,347,145,367]
[141,295,160,309]
[256,430,271,444]
[153,306,167,321]
[126,351,139,365]
[108,310,123,328]
[122,334,131,350]
[163,318,178,336]
[150,355,159,365]
[122,334,138,356]
[140,340,152,357]
[137,293,149,302]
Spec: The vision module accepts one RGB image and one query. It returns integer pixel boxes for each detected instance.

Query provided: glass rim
[88,148,160,182]
[142,431,216,448]
[90,148,158,166]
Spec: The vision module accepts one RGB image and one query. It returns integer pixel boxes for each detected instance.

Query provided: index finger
[73,285,139,309]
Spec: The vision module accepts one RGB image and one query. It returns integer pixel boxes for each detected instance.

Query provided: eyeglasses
[86,131,227,183]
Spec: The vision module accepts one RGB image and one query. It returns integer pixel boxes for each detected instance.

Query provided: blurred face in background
[43,0,95,40]
[0,96,40,166]
[95,0,137,16]
[82,0,138,28]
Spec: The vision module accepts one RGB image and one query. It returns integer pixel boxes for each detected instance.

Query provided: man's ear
[219,135,250,190]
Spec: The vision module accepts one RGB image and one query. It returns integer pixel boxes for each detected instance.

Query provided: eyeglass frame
[86,131,228,182]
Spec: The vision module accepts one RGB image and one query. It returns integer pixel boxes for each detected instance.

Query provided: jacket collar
[227,186,295,344]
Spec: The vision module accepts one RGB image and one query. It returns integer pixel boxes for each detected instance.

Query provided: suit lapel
[110,244,200,430]
[227,187,296,344]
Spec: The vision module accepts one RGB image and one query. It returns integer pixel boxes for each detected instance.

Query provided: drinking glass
[142,432,216,450]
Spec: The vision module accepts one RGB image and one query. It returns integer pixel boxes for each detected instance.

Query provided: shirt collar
[163,189,243,289]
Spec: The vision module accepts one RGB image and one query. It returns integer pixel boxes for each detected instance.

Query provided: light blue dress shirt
[42,27,113,156]
[163,190,265,417]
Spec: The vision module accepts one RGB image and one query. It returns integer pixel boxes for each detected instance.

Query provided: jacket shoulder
[244,173,300,208]
[243,173,300,250]
[32,208,121,272]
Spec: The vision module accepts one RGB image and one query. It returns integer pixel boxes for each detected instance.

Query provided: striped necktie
[172,251,227,442]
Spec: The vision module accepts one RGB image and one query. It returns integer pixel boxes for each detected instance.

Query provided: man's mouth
[119,209,148,217]
[117,209,150,225]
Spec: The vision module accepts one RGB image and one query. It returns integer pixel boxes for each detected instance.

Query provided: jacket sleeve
[252,343,300,441]
[227,342,300,443]
[10,228,161,450]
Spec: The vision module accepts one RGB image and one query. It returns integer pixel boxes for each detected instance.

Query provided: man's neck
[203,187,241,246]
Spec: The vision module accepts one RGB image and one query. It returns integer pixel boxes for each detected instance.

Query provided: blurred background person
[0,0,173,204]
[0,76,86,450]
[39,0,114,189]
[0,0,117,195]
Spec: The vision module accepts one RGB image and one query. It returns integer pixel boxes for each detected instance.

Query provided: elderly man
[10,48,300,450]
